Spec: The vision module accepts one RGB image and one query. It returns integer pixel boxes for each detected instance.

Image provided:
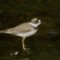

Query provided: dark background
[0,0,60,60]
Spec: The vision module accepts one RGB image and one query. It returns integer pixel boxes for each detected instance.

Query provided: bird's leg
[22,37,27,51]
[22,37,31,54]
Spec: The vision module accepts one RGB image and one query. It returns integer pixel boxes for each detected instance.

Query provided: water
[0,32,60,60]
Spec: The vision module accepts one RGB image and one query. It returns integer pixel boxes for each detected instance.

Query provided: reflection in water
[9,51,19,56]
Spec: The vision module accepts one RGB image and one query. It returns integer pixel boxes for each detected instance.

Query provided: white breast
[16,29,37,37]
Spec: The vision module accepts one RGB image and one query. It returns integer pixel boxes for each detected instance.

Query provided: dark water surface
[0,32,60,60]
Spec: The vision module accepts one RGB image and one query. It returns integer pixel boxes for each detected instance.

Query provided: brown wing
[6,22,33,33]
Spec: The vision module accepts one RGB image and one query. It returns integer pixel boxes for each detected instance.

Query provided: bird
[0,18,41,51]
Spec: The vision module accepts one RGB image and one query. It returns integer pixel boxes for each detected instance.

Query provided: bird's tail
[0,30,7,33]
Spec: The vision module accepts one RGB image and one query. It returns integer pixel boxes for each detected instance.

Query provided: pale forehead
[31,18,38,22]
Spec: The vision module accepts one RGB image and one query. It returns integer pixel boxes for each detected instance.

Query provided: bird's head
[30,18,41,27]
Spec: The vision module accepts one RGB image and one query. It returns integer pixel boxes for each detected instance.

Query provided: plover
[0,18,41,51]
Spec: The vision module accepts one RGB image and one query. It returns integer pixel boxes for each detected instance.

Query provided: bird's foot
[23,48,31,54]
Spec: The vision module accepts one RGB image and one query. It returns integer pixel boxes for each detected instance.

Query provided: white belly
[16,30,37,37]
